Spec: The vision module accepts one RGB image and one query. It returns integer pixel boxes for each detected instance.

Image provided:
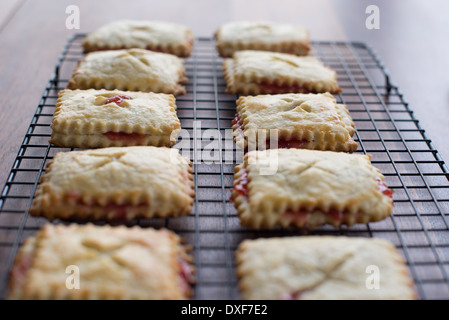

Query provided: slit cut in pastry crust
[236,236,416,300]
[29,146,195,222]
[232,93,357,152]
[215,21,310,57]
[50,89,181,148]
[8,224,195,300]
[231,149,393,229]
[83,20,194,57]
[223,50,341,95]
[67,48,188,96]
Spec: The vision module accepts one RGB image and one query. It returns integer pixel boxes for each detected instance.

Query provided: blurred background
[0,0,448,186]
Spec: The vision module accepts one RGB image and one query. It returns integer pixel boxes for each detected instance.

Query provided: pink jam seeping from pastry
[232,167,249,200]
[104,94,131,105]
[103,95,149,143]
[103,132,146,144]
[377,178,393,198]
[232,169,393,225]
[178,257,194,296]
[8,251,33,292]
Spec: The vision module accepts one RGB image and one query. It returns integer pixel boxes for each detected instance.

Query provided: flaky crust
[236,236,416,300]
[215,21,310,57]
[223,50,341,95]
[67,49,188,96]
[232,149,393,229]
[8,224,194,300]
[50,89,181,148]
[29,147,195,221]
[233,93,357,152]
[83,20,194,57]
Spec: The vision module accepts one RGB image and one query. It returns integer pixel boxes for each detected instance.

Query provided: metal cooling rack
[0,35,448,300]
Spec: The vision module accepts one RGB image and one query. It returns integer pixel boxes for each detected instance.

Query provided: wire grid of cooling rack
[0,35,448,300]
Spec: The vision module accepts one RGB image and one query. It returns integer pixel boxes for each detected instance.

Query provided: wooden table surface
[0,0,448,189]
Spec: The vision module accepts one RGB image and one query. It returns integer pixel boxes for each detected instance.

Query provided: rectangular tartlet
[215,21,310,57]
[232,93,357,152]
[223,50,341,95]
[67,48,187,96]
[29,146,195,222]
[83,20,194,57]
[236,236,416,300]
[231,149,393,229]
[8,224,195,300]
[50,89,181,148]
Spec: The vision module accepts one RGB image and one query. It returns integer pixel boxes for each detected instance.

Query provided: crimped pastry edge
[67,50,188,96]
[235,236,417,300]
[232,94,357,152]
[222,54,341,95]
[7,224,196,300]
[82,23,194,57]
[50,89,181,148]
[231,151,393,230]
[29,148,195,221]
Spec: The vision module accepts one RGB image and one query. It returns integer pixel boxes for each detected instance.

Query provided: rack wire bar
[0,35,448,299]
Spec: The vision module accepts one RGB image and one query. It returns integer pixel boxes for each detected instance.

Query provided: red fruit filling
[104,94,131,105]
[258,82,313,94]
[103,132,146,144]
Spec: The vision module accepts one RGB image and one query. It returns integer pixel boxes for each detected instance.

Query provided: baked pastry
[215,21,310,57]
[231,149,393,229]
[236,236,416,300]
[83,20,194,57]
[8,224,194,299]
[232,93,357,152]
[67,49,187,96]
[29,146,195,221]
[223,50,341,95]
[50,89,181,148]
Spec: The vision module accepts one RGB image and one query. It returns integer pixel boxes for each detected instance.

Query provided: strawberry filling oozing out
[258,82,314,94]
[279,291,306,300]
[103,132,147,144]
[233,113,309,150]
[178,257,194,295]
[377,178,393,198]
[10,251,34,291]
[104,94,131,105]
[232,172,392,225]
[231,168,249,201]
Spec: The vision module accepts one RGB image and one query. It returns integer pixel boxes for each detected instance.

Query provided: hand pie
[231,149,393,229]
[236,236,416,300]
[215,21,310,57]
[68,48,187,96]
[50,89,181,148]
[232,93,357,152]
[223,50,341,95]
[83,20,194,57]
[29,146,195,221]
[8,224,194,300]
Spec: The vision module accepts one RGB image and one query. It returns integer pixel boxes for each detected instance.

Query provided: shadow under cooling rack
[0,36,449,300]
